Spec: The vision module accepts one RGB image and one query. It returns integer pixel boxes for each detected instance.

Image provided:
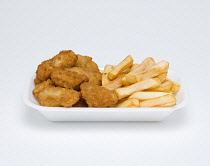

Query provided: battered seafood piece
[35,50,78,82]
[75,54,100,73]
[34,77,43,85]
[66,67,102,85]
[37,87,80,107]
[33,79,54,98]
[52,50,78,68]
[80,82,118,107]
[72,97,88,107]
[36,59,54,81]
[51,68,89,89]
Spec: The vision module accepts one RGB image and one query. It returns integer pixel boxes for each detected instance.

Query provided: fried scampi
[65,67,102,86]
[35,50,78,82]
[74,54,100,73]
[37,87,80,107]
[80,82,118,107]
[33,50,107,107]
[51,68,89,89]
[33,79,54,98]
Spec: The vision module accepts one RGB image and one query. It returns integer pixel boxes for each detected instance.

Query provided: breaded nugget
[33,79,54,98]
[37,87,80,107]
[34,77,43,85]
[52,50,78,68]
[51,68,89,89]
[36,59,54,81]
[66,67,102,86]
[35,50,78,82]
[74,54,100,73]
[72,97,88,107]
[80,82,118,107]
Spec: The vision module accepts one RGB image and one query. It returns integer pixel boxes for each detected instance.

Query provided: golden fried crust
[65,67,102,86]
[80,82,118,107]
[33,79,54,98]
[74,54,100,73]
[36,59,54,81]
[34,77,43,85]
[52,50,78,68]
[37,87,80,107]
[51,68,89,89]
[72,97,88,107]
[35,50,78,82]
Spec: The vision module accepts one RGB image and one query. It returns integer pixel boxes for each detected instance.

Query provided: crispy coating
[34,77,43,85]
[80,82,118,107]
[33,79,54,98]
[72,97,88,107]
[35,50,78,82]
[52,50,78,68]
[74,54,100,73]
[51,68,89,89]
[66,67,102,86]
[37,87,80,107]
[36,59,54,81]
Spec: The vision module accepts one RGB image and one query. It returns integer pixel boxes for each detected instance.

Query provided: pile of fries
[102,55,180,108]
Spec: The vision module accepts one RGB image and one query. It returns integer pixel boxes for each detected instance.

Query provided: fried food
[170,81,180,94]
[72,97,88,107]
[52,50,78,68]
[102,65,115,86]
[75,54,100,73]
[103,74,124,90]
[33,51,180,108]
[36,59,54,81]
[149,79,173,92]
[51,68,88,89]
[115,78,161,100]
[37,87,80,107]
[116,98,140,108]
[129,92,170,100]
[34,77,43,85]
[66,67,102,86]
[33,79,54,98]
[128,57,156,74]
[35,50,78,82]
[155,72,167,83]
[124,61,169,84]
[108,55,133,80]
[139,94,176,107]
[80,82,118,107]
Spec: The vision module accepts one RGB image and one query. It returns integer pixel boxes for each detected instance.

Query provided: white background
[0,0,210,166]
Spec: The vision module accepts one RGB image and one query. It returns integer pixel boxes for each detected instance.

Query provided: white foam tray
[23,70,187,121]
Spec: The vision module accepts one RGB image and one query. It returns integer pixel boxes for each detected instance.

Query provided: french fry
[122,77,131,86]
[130,64,141,71]
[117,98,140,108]
[158,102,176,107]
[125,61,169,84]
[108,55,133,80]
[104,75,125,90]
[139,94,176,107]
[129,92,170,100]
[121,57,156,86]
[104,55,179,108]
[115,78,161,100]
[102,65,115,86]
[155,72,167,83]
[170,81,180,94]
[150,79,173,92]
[109,97,128,107]
[129,57,156,74]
